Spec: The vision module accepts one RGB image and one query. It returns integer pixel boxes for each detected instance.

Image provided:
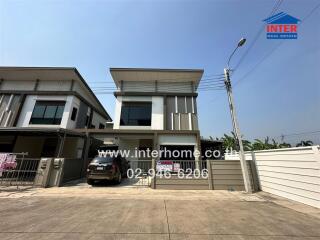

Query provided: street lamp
[224,37,252,193]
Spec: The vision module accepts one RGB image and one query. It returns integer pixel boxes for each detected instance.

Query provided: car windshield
[91,156,113,164]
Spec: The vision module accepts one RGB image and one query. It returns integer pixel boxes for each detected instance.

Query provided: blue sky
[1,0,319,144]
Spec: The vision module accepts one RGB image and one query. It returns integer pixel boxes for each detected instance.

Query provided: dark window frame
[71,107,78,121]
[120,101,152,126]
[29,101,66,125]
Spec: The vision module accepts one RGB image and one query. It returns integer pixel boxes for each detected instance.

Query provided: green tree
[296,140,313,147]
[279,142,291,148]
[221,133,236,150]
[221,132,252,151]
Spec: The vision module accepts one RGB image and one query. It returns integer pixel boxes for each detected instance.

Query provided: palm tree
[296,140,313,147]
[252,139,266,150]
[242,139,253,151]
[221,133,236,150]
[221,132,254,152]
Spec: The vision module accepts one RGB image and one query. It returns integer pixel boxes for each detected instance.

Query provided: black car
[86,156,129,185]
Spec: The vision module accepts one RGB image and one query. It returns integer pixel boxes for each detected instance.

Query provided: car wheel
[87,179,94,185]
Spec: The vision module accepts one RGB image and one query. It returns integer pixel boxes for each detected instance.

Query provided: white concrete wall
[113,96,164,130]
[225,146,320,208]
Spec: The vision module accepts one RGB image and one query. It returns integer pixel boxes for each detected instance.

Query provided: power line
[88,73,225,86]
[234,1,320,87]
[233,0,284,72]
[92,84,225,90]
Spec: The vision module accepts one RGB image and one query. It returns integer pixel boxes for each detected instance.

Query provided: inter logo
[263,12,300,39]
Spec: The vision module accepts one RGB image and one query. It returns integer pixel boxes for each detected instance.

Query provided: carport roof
[0,127,85,137]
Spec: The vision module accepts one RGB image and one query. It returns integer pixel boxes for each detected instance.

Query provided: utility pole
[224,68,252,193]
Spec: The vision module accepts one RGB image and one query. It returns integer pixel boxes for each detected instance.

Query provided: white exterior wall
[37,80,72,91]
[225,146,320,208]
[120,81,193,93]
[158,135,197,146]
[65,96,80,129]
[91,111,107,129]
[113,96,163,130]
[16,95,78,129]
[1,80,35,91]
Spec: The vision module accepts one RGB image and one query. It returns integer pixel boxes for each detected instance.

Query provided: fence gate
[126,160,153,187]
[154,160,210,190]
[0,152,40,188]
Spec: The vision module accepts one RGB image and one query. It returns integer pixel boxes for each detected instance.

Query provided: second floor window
[30,101,65,125]
[71,107,78,121]
[120,102,152,126]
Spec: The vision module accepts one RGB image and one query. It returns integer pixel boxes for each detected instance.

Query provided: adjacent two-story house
[87,68,203,166]
[0,67,111,159]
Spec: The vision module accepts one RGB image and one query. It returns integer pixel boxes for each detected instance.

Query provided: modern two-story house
[87,68,203,167]
[0,67,111,159]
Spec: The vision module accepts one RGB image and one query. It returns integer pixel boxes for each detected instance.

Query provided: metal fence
[166,159,207,172]
[125,159,208,188]
[0,153,40,187]
[155,160,209,190]
[126,160,153,187]
[61,158,84,184]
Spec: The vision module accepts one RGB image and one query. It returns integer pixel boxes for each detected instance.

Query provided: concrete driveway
[0,182,319,240]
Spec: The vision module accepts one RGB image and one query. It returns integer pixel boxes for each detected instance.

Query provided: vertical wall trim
[0,111,5,125]
[175,96,178,113]
[178,113,181,130]
[4,111,12,127]
[6,94,14,111]
[13,94,26,127]
[163,95,167,130]
[155,80,158,92]
[191,96,195,113]
[171,113,174,130]
[184,96,187,113]
[188,113,192,130]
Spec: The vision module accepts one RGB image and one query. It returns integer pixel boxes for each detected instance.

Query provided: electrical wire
[234,1,320,87]
[88,73,225,86]
[233,0,284,72]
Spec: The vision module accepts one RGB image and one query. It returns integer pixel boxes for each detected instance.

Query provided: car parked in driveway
[86,156,129,185]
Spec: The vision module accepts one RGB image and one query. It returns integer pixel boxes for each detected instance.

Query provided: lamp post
[224,38,252,193]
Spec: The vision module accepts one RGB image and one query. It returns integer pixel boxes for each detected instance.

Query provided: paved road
[0,183,320,240]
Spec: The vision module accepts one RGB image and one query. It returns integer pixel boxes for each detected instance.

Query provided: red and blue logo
[263,12,300,39]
